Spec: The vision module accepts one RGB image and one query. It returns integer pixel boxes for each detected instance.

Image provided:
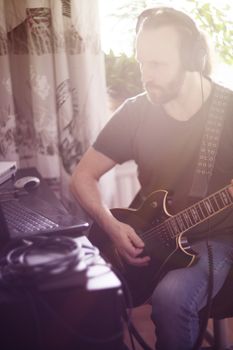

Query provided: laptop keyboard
[2,200,59,234]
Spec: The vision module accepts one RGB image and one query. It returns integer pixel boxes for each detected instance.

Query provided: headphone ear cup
[182,37,207,73]
[194,44,207,73]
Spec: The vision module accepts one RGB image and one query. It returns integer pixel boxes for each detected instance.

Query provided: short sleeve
[93,95,144,164]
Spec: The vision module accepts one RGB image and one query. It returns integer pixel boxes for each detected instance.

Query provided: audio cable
[0,234,83,287]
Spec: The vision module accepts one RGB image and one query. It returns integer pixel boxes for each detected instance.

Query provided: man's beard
[144,68,186,105]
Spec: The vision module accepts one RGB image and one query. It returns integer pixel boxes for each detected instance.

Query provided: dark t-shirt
[93,82,233,239]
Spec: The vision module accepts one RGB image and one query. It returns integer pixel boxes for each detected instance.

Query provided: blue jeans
[151,240,233,350]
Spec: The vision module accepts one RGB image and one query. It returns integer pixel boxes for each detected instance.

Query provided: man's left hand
[228,179,233,198]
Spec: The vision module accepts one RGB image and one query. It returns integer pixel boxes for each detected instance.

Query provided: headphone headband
[136,6,207,73]
[136,6,200,36]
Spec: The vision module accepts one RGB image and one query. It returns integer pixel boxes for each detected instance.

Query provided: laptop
[0,184,89,249]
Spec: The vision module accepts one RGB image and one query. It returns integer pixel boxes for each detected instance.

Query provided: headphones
[136,6,207,73]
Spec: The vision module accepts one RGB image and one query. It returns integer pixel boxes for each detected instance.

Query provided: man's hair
[136,6,213,76]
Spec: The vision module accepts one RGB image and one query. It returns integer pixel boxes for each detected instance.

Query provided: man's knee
[151,275,195,321]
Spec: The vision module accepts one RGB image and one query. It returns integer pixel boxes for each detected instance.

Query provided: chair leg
[204,319,215,348]
[213,318,231,350]
[204,318,232,350]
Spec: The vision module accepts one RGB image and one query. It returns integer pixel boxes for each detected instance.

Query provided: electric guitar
[89,185,233,307]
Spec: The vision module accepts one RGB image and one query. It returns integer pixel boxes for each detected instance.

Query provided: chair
[128,194,233,350]
[123,270,233,350]
[202,267,233,350]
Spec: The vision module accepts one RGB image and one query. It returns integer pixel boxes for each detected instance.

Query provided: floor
[124,304,233,350]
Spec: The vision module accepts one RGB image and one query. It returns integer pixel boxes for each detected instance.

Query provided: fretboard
[165,186,233,238]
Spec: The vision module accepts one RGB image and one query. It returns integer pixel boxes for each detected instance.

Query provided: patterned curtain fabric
[0,0,108,205]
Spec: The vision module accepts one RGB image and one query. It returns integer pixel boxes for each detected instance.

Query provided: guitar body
[89,190,197,307]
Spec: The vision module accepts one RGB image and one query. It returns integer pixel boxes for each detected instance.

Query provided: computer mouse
[14,176,40,191]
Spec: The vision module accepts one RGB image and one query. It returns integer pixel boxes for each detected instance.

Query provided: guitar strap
[189,83,230,198]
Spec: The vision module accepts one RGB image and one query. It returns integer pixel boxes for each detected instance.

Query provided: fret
[215,192,225,209]
[182,210,193,229]
[166,220,176,236]
[212,194,221,211]
[164,221,175,239]
[199,201,208,217]
[226,188,233,202]
[228,190,233,203]
[176,214,187,232]
[169,218,180,234]
[223,188,233,203]
[159,186,233,240]
[187,207,200,225]
[193,205,201,222]
[220,189,232,206]
[194,204,205,221]
[219,191,228,205]
[186,209,195,225]
[203,199,214,215]
[208,196,219,212]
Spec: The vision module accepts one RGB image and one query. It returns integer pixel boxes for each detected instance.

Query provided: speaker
[0,282,125,350]
[0,236,125,350]
[136,6,207,73]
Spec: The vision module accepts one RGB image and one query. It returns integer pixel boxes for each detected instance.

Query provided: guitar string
[139,204,233,248]
[138,185,233,244]
[139,200,233,245]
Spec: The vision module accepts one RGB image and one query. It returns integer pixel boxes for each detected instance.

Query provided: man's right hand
[107,220,151,266]
[71,147,150,267]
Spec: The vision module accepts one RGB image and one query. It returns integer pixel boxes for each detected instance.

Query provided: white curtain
[0,0,111,206]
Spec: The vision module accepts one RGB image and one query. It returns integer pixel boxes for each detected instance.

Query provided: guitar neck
[166,185,233,238]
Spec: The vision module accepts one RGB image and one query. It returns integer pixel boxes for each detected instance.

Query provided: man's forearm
[70,172,120,237]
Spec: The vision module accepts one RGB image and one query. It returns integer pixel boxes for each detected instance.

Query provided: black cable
[192,238,214,350]
[25,289,43,350]
[0,235,82,287]
[109,264,153,350]
[0,236,67,350]
[0,236,125,345]
[30,260,152,349]
[191,73,215,350]
[0,233,152,349]
[126,319,153,350]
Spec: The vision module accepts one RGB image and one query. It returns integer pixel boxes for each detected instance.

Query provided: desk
[0,235,124,350]
[0,168,125,350]
[2,167,89,225]
[0,167,89,243]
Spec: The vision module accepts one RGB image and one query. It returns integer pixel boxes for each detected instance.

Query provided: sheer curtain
[0,0,112,206]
